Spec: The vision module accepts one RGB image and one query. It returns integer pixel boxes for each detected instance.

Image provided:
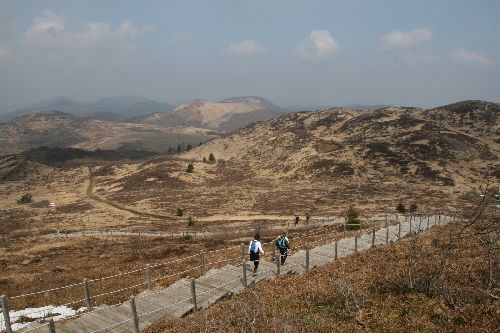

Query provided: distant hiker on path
[275,231,291,265]
[305,212,310,225]
[294,214,300,227]
[249,233,264,276]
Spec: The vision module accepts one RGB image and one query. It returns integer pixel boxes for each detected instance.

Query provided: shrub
[186,143,192,151]
[17,193,33,204]
[186,163,194,173]
[208,153,216,162]
[409,202,418,213]
[183,234,192,241]
[187,216,194,227]
[203,156,207,163]
[176,208,184,216]
[396,201,406,213]
[177,144,182,153]
[345,206,361,230]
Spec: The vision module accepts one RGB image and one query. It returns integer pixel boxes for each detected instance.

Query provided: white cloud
[449,49,492,66]
[117,20,152,38]
[295,30,338,61]
[20,10,152,61]
[228,40,265,55]
[380,28,432,48]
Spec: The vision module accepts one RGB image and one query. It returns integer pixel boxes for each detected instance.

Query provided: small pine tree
[203,156,207,163]
[409,202,418,213]
[186,163,194,173]
[17,193,33,204]
[186,143,192,151]
[187,216,194,227]
[208,153,215,162]
[177,144,182,153]
[176,208,184,216]
[396,201,407,213]
[345,206,361,229]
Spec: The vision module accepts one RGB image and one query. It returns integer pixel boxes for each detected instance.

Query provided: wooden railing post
[354,234,358,252]
[241,261,247,287]
[83,278,93,312]
[130,296,139,333]
[305,249,310,271]
[371,228,376,246]
[145,264,152,290]
[200,251,205,276]
[276,255,280,277]
[48,318,56,333]
[385,220,389,243]
[190,279,197,309]
[334,241,338,260]
[1,295,13,333]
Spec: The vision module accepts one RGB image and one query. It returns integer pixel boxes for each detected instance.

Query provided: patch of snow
[0,305,82,331]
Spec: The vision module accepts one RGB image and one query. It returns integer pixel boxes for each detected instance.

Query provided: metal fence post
[1,295,13,333]
[305,249,310,271]
[301,235,306,249]
[385,220,389,243]
[240,243,245,261]
[130,296,139,333]
[200,251,205,276]
[409,215,413,234]
[145,264,152,290]
[371,228,376,246]
[426,215,430,229]
[241,261,247,287]
[354,234,358,252]
[190,279,197,309]
[276,255,280,277]
[83,278,93,312]
[48,318,56,333]
[398,222,401,239]
[272,243,276,262]
[334,241,338,260]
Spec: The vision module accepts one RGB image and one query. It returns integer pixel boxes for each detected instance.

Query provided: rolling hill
[77,100,499,220]
[135,96,287,131]
[0,111,219,155]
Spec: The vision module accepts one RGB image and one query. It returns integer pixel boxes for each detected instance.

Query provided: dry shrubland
[144,211,499,333]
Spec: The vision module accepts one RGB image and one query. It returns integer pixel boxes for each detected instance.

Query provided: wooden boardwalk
[16,214,445,333]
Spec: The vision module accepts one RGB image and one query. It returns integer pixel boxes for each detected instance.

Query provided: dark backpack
[275,236,286,249]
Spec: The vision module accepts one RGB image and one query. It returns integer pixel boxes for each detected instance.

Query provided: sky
[0,0,499,111]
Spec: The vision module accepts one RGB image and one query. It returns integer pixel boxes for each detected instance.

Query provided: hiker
[305,212,310,225]
[275,231,291,265]
[294,214,300,227]
[249,233,264,276]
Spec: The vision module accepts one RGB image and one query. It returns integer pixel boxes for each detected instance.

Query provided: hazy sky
[0,0,499,111]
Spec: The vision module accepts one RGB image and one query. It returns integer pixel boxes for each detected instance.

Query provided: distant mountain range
[0,95,174,123]
[0,96,291,155]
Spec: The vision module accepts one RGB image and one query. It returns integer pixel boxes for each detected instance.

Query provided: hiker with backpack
[249,233,264,276]
[294,214,300,227]
[275,231,291,265]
